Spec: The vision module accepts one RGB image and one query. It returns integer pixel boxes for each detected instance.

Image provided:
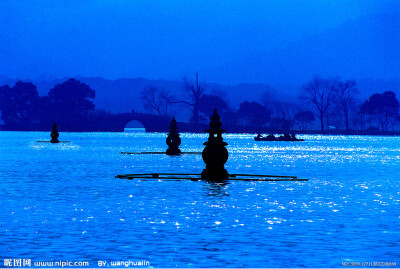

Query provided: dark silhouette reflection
[166,116,181,155]
[201,109,229,181]
[203,181,230,197]
[50,122,59,143]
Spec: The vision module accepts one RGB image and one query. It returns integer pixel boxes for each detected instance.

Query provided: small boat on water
[254,133,304,142]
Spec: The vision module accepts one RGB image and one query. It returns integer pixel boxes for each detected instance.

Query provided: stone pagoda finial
[50,122,60,143]
[166,116,182,155]
[201,109,229,181]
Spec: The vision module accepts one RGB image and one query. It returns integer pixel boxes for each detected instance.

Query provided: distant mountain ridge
[1,13,399,116]
[210,13,400,91]
[272,12,400,82]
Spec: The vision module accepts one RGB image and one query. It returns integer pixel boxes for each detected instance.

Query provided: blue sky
[0,0,399,84]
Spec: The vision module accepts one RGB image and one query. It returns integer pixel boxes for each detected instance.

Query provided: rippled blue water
[1,131,399,267]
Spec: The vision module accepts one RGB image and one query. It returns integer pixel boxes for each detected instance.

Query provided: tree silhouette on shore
[0,81,39,128]
[359,91,399,131]
[300,76,338,131]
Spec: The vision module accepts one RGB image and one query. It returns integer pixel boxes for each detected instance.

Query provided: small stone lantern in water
[50,122,60,143]
[166,117,181,155]
[201,109,229,181]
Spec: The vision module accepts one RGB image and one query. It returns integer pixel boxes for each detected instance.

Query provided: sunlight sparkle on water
[0,132,399,267]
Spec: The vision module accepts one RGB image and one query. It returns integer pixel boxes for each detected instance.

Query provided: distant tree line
[1,75,399,132]
[142,74,400,132]
[300,76,399,131]
[0,79,98,130]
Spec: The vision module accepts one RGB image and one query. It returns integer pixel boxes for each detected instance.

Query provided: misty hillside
[78,77,182,114]
[1,13,399,118]
[274,13,400,87]
[218,13,400,93]
[1,73,399,120]
[0,75,293,116]
[36,77,277,115]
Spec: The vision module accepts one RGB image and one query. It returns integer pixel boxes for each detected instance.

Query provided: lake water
[1,131,399,267]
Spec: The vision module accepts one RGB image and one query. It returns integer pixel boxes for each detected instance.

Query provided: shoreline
[1,128,399,136]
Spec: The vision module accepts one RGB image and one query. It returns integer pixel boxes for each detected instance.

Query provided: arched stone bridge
[109,112,170,132]
[107,112,207,132]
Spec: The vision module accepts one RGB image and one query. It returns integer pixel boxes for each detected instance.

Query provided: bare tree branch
[333,80,359,131]
[141,86,172,117]
[300,75,338,131]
